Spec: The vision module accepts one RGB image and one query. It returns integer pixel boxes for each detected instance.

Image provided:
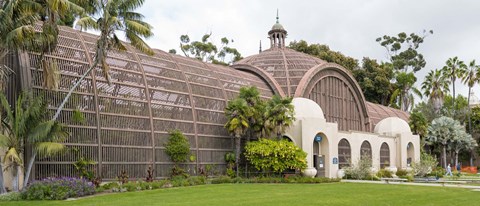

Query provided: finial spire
[259,40,262,53]
[276,9,279,23]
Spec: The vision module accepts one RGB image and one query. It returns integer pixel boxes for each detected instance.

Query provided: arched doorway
[338,139,351,169]
[313,133,329,177]
[407,142,414,167]
[380,143,390,168]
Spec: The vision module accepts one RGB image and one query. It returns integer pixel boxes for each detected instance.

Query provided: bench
[381,178,408,183]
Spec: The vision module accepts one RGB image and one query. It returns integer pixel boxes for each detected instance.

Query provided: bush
[0,192,22,201]
[376,169,393,178]
[396,169,408,177]
[412,153,438,177]
[211,176,234,184]
[21,177,95,200]
[343,156,372,180]
[428,167,445,178]
[165,130,190,163]
[210,176,340,184]
[244,138,307,174]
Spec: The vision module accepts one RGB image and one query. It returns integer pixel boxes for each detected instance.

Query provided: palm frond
[75,15,98,31]
[35,142,65,157]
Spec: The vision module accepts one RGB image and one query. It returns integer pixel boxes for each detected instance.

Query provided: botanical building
[2,17,419,182]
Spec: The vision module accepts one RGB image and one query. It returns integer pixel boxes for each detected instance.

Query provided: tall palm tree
[0,92,66,191]
[462,60,480,133]
[442,57,467,117]
[264,95,295,140]
[390,71,422,112]
[421,69,450,113]
[224,98,250,177]
[52,0,154,120]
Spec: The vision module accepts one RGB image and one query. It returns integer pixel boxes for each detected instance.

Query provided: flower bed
[21,177,95,200]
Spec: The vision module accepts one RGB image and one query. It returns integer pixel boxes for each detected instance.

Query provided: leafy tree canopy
[178,33,242,66]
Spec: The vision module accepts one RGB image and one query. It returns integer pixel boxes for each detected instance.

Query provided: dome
[292,97,325,119]
[234,48,326,96]
[271,22,284,30]
[374,117,411,135]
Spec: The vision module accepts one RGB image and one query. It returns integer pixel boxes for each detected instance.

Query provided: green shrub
[343,156,372,180]
[376,169,393,178]
[21,177,95,200]
[165,130,190,163]
[412,152,438,177]
[101,182,119,190]
[211,176,234,184]
[0,192,22,201]
[428,167,445,178]
[396,169,408,177]
[244,138,307,175]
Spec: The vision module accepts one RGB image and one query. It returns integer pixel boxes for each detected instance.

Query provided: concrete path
[341,179,480,190]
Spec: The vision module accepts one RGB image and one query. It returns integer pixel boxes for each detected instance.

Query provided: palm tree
[442,57,467,117]
[34,0,85,89]
[462,60,480,133]
[264,95,295,140]
[52,0,154,120]
[421,69,450,113]
[390,71,422,112]
[426,116,461,169]
[224,98,250,177]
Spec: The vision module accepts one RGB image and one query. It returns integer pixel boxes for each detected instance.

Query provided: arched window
[380,143,390,168]
[407,142,414,167]
[338,139,351,169]
[360,141,372,159]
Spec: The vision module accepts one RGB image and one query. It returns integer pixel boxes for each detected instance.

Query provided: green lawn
[3,183,480,206]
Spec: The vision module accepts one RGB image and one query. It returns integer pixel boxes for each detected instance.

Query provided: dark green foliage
[21,177,95,200]
[376,169,393,178]
[210,176,340,184]
[396,169,408,177]
[179,33,242,65]
[72,109,86,124]
[165,130,190,164]
[353,58,394,105]
[288,40,359,71]
[244,138,307,174]
[409,109,428,138]
[0,192,21,201]
[376,30,433,73]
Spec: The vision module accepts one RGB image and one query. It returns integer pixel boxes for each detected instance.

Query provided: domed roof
[271,22,284,30]
[292,97,325,119]
[234,48,326,96]
[374,117,411,135]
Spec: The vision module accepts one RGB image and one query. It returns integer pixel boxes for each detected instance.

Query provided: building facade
[1,17,419,185]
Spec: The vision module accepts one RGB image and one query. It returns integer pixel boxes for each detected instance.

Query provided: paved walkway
[341,179,480,190]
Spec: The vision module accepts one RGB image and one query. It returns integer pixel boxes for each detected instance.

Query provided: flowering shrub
[21,177,95,200]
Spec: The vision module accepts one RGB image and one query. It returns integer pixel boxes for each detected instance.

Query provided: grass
[3,182,480,206]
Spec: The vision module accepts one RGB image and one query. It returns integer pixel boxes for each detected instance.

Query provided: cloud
[138,0,480,99]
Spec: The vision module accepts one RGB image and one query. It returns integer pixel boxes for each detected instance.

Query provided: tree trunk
[455,151,459,170]
[443,145,447,169]
[467,86,472,133]
[235,135,241,177]
[12,164,20,192]
[52,60,99,121]
[0,156,6,194]
[452,76,456,118]
[23,150,37,188]
[470,150,474,166]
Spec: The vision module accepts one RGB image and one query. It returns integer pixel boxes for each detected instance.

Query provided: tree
[0,92,67,191]
[22,0,154,186]
[443,94,469,123]
[164,130,190,177]
[442,57,467,117]
[376,30,432,73]
[224,98,250,177]
[289,40,359,71]
[264,95,295,139]
[390,71,422,111]
[353,58,394,105]
[238,86,265,139]
[409,109,428,140]
[179,34,242,65]
[426,116,464,168]
[462,60,480,133]
[421,69,450,113]
[450,130,476,168]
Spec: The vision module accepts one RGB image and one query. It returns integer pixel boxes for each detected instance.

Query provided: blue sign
[333,157,338,164]
[314,134,323,142]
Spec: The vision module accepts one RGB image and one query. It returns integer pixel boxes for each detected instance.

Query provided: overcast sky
[137,0,480,102]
